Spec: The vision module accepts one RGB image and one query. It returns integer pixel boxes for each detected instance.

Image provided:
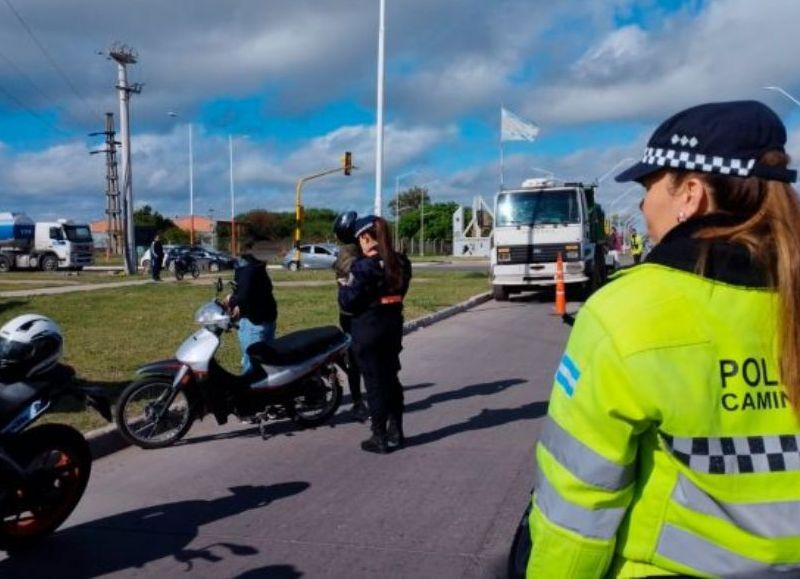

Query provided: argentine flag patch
[555,354,581,397]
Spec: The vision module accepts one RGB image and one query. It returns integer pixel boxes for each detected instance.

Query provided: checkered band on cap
[661,432,800,474]
[642,147,757,177]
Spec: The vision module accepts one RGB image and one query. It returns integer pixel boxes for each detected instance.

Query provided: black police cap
[616,100,797,184]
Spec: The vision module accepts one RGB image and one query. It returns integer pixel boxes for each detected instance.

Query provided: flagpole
[499,105,504,189]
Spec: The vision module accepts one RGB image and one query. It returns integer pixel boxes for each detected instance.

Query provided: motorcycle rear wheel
[174,268,185,281]
[0,424,91,551]
[115,376,195,449]
[191,264,200,279]
[290,364,342,427]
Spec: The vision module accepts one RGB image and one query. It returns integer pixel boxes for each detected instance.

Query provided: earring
[677,211,686,223]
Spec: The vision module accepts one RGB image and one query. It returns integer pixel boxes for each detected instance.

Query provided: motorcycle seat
[247,326,346,367]
[0,365,75,425]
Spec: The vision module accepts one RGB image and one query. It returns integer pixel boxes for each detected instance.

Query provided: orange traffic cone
[554,252,566,315]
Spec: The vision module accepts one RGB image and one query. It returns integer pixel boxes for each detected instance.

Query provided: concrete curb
[402,291,492,336]
[85,290,494,459]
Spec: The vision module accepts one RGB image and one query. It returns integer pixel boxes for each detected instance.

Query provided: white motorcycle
[115,279,349,449]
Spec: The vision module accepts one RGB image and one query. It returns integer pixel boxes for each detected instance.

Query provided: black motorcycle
[173,252,200,281]
[0,364,111,550]
[114,279,350,449]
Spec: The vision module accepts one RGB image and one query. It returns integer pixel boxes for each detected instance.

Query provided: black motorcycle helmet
[333,211,358,244]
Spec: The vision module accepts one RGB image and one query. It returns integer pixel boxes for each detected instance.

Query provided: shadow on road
[0,483,309,577]
[405,379,527,414]
[234,564,304,578]
[406,400,549,447]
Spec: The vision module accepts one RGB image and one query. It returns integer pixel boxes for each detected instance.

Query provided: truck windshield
[496,189,581,226]
[64,225,93,242]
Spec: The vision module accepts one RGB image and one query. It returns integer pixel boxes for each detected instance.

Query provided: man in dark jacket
[150,234,164,281]
[227,240,278,374]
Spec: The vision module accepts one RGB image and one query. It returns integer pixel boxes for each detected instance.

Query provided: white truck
[490,179,608,301]
[0,212,95,272]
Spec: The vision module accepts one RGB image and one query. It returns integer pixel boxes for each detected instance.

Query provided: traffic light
[342,151,352,176]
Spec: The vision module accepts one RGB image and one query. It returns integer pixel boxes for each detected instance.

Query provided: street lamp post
[417,179,438,257]
[764,85,800,107]
[374,0,386,216]
[596,157,636,185]
[168,112,195,246]
[393,170,418,248]
[229,134,236,256]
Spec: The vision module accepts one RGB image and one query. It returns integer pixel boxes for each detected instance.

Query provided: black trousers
[350,308,404,435]
[151,258,163,280]
[339,312,362,403]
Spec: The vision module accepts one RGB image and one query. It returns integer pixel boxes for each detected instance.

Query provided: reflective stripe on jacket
[529,216,800,577]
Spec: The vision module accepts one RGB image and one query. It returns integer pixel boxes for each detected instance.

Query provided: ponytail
[372,217,404,293]
[677,152,800,416]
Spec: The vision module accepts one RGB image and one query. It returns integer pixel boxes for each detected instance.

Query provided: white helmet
[0,314,63,381]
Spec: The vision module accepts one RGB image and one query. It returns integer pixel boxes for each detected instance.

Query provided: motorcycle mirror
[215,277,223,293]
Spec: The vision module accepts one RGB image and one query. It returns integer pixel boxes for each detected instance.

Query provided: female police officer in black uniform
[339,215,412,454]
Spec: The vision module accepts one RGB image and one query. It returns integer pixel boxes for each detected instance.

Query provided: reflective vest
[630,233,643,255]
[528,263,800,577]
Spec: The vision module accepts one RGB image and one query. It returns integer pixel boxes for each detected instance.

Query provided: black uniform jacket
[229,254,277,324]
[338,253,412,316]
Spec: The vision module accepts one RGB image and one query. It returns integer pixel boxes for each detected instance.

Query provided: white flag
[501,107,540,142]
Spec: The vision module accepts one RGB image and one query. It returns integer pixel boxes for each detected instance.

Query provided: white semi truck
[0,212,95,272]
[490,179,608,301]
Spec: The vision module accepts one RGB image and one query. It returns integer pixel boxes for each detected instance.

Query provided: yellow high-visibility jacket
[528,217,800,577]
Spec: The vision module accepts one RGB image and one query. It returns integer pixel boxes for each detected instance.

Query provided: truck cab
[490,179,607,301]
[34,220,95,270]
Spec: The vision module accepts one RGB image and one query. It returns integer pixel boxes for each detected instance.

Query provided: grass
[0,269,489,432]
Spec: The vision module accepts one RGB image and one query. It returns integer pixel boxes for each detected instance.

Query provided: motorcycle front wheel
[174,268,185,281]
[290,363,342,427]
[190,264,200,279]
[115,376,195,449]
[0,424,91,551]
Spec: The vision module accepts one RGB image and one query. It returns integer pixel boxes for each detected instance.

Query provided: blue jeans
[238,318,276,374]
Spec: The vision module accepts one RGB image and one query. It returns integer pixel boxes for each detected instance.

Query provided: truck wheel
[41,255,58,272]
[492,285,509,301]
[0,255,10,273]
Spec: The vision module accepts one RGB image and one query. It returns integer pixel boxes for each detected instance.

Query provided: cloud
[525,0,800,125]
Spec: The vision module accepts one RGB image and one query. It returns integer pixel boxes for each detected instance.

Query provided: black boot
[387,415,405,449]
[361,422,390,454]
[361,433,389,454]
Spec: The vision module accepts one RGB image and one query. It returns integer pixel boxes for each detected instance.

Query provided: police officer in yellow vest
[629,227,644,264]
[527,100,800,577]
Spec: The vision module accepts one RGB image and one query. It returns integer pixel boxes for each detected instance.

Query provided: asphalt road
[0,292,571,579]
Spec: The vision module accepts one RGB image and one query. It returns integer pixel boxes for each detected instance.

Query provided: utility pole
[109,44,142,274]
[89,113,122,258]
[374,0,386,216]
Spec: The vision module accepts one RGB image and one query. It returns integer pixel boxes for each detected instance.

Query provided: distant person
[339,216,412,454]
[332,212,369,422]
[629,227,643,264]
[150,234,164,281]
[526,100,800,576]
[227,240,277,374]
[608,226,622,269]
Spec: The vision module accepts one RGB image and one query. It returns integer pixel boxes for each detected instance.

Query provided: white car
[140,245,180,271]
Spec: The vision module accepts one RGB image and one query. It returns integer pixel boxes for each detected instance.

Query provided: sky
[0,0,799,230]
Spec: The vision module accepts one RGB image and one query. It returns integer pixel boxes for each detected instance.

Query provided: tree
[133,205,175,232]
[389,186,430,217]
[397,201,459,241]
